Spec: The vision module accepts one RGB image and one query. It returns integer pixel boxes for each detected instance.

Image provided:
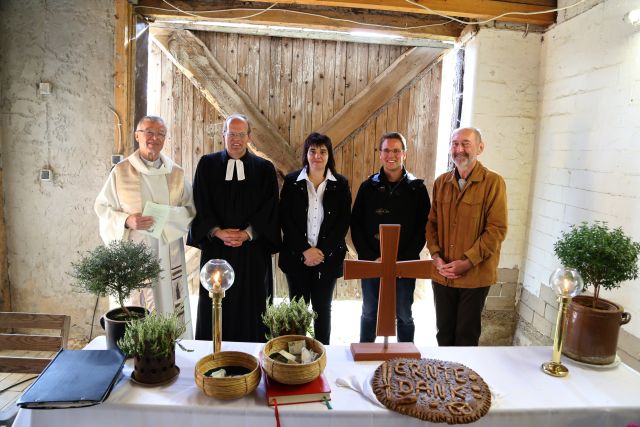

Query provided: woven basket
[194,351,261,400]
[261,335,326,385]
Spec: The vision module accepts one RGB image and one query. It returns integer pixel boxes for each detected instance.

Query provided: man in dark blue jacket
[351,132,431,343]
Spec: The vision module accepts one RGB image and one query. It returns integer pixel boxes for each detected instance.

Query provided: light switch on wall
[38,82,51,96]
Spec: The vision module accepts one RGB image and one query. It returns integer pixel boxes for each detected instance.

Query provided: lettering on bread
[372,358,491,424]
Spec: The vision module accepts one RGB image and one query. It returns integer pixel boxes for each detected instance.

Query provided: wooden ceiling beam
[240,0,557,26]
[150,27,298,174]
[136,1,463,42]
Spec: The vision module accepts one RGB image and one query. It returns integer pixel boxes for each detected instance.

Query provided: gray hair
[136,115,165,129]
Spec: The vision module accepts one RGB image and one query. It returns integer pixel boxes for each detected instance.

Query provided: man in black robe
[188,113,280,342]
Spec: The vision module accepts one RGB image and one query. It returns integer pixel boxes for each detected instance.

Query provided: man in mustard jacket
[426,127,507,346]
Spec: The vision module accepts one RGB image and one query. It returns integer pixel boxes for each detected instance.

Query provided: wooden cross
[344,224,434,361]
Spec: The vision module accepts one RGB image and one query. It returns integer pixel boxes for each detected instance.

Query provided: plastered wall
[0,0,115,340]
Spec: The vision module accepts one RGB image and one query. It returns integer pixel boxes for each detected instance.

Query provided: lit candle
[212,271,222,293]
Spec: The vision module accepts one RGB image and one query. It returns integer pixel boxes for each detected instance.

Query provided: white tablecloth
[13,337,640,427]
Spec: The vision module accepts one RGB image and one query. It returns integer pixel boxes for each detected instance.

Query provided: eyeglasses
[136,130,166,139]
[225,131,248,139]
[381,148,404,155]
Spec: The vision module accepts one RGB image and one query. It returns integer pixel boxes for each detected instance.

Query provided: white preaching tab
[141,201,171,239]
[225,159,245,181]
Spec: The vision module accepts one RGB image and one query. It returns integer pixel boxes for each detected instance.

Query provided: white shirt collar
[129,150,172,175]
[296,167,336,183]
[140,155,163,169]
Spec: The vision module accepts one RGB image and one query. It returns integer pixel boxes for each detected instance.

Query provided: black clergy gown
[188,150,280,342]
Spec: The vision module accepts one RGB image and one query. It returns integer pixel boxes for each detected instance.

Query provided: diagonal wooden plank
[150,27,298,174]
[317,46,444,149]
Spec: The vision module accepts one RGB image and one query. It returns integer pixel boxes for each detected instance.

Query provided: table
[13,337,640,427]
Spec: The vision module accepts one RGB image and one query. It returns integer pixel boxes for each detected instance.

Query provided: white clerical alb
[94,150,196,339]
[225,159,245,181]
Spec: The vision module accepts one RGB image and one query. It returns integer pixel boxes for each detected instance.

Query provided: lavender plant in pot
[118,312,186,385]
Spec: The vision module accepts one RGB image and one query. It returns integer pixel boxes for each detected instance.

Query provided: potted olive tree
[118,312,186,385]
[70,240,162,350]
[261,296,317,340]
[554,221,640,365]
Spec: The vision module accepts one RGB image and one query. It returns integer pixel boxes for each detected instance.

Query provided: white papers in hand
[141,201,170,239]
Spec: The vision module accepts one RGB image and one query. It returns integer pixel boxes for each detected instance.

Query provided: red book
[264,373,331,406]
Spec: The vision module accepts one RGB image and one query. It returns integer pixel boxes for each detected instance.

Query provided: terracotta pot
[562,295,631,365]
[132,346,179,385]
[100,306,147,351]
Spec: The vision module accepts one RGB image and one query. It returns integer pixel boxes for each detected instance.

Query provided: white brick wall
[525,0,640,337]
[460,0,640,343]
[460,28,542,269]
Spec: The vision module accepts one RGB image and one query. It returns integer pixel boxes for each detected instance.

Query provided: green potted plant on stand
[70,240,162,350]
[118,312,186,385]
[261,296,317,340]
[554,221,640,365]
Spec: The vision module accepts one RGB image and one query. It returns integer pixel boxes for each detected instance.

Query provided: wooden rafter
[150,27,298,174]
[136,0,463,42]
[318,45,443,148]
[241,0,557,26]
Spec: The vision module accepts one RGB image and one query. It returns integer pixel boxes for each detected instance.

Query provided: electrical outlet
[39,169,52,181]
[111,154,124,166]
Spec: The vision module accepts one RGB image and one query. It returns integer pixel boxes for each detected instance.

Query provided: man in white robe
[94,115,195,338]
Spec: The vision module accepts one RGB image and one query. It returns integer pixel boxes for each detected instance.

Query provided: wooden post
[344,224,434,361]
[0,171,10,311]
[114,0,136,156]
[134,17,149,140]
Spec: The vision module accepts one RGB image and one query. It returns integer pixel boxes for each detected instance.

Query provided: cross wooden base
[350,342,421,361]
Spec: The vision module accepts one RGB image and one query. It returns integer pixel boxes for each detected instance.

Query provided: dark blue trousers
[359,278,416,343]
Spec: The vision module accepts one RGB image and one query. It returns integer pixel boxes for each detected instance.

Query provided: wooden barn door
[146,29,444,299]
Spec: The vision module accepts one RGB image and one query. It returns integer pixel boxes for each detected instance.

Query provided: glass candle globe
[549,267,583,297]
[200,259,235,294]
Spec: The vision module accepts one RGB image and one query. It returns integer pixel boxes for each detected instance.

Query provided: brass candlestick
[542,267,582,377]
[542,294,571,377]
[211,287,224,354]
[200,259,235,354]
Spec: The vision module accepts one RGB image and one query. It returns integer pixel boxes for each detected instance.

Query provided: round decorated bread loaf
[372,358,491,424]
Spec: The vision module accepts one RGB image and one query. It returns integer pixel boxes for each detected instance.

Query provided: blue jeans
[360,278,415,343]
